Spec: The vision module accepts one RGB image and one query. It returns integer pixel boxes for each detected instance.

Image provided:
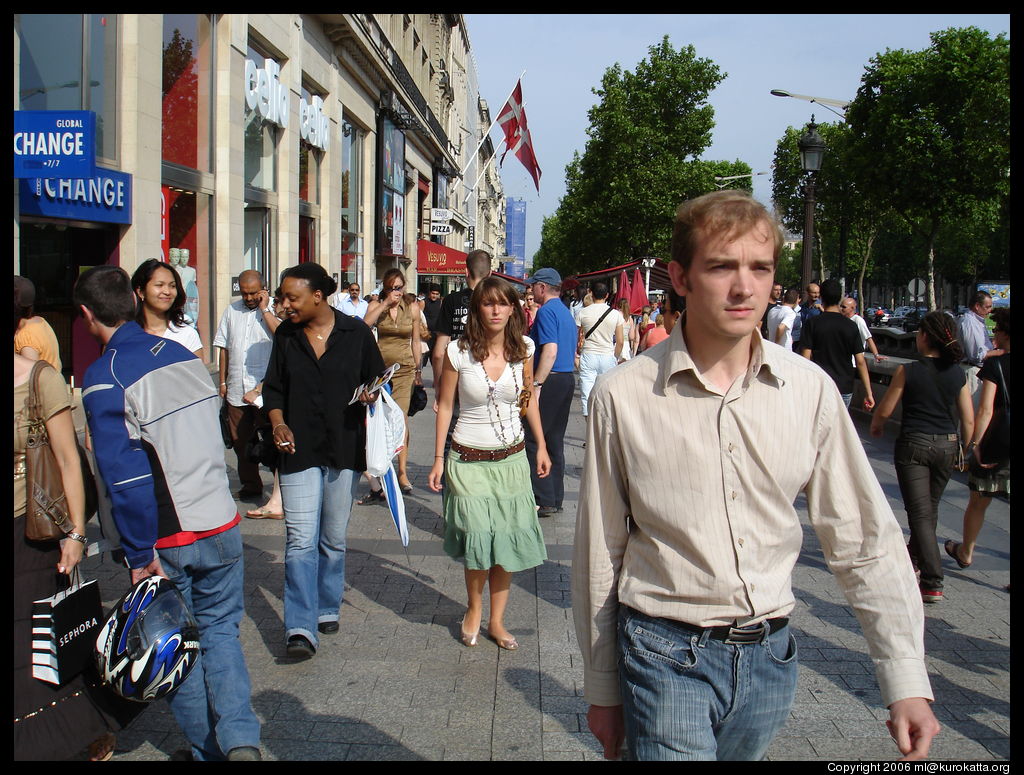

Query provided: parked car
[901,305,929,333]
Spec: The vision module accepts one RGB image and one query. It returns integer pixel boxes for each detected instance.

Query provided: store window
[378,118,406,257]
[18,13,118,162]
[340,121,363,286]
[162,14,214,173]
[161,187,211,332]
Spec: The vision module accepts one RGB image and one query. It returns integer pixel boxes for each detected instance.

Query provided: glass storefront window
[18,13,118,161]
[162,14,213,172]
[298,85,322,205]
[243,45,278,192]
[340,122,363,286]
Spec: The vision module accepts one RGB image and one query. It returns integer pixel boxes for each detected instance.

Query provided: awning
[416,239,466,274]
[570,258,674,294]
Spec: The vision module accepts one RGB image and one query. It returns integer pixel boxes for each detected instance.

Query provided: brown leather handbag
[23,361,97,541]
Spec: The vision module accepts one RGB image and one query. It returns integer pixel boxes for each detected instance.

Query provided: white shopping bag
[365,385,406,478]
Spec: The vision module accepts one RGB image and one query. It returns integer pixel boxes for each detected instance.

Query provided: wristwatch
[66,531,88,545]
[533,381,544,387]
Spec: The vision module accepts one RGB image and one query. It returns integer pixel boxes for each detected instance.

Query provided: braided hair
[918,311,963,367]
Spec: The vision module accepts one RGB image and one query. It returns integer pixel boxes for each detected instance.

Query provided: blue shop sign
[14,110,96,178]
[19,167,132,225]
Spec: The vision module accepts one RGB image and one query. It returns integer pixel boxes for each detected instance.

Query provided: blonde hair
[671,190,784,270]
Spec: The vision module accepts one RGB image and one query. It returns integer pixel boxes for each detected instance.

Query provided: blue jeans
[578,351,617,417]
[158,525,260,760]
[618,606,798,761]
[279,466,358,648]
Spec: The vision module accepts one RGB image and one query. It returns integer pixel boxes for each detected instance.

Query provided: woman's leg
[486,565,514,641]
[960,491,992,565]
[398,427,411,486]
[463,568,488,638]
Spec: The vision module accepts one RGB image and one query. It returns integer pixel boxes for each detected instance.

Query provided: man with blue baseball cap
[524,267,577,516]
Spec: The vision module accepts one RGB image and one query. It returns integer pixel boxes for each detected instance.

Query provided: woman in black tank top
[870,312,975,605]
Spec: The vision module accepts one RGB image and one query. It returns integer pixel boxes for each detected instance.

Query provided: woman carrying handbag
[14,339,117,760]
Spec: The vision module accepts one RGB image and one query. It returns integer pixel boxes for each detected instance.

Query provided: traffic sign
[908,277,926,300]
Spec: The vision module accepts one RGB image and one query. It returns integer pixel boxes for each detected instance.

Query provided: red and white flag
[496,80,542,192]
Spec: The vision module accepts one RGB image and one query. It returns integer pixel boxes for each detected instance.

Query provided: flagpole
[458,69,526,179]
[462,140,504,206]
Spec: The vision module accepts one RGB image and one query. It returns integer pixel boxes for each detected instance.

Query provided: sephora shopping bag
[31,568,103,686]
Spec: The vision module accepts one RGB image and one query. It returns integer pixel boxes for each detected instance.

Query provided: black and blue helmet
[94,576,199,702]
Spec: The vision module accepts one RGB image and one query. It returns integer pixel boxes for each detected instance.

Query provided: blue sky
[465,14,1010,263]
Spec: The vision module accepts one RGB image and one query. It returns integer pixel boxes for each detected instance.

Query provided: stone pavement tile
[307,721,399,745]
[926,734,1001,760]
[346,744,433,761]
[833,718,894,739]
[260,718,315,740]
[766,738,820,760]
[541,694,588,714]
[798,659,871,676]
[443,748,493,761]
[808,738,903,760]
[542,730,603,754]
[541,712,581,732]
[493,745,544,761]
[542,751,588,760]
[776,717,839,737]
[939,718,1010,742]
[982,738,1010,759]
[790,702,876,720]
[540,673,580,696]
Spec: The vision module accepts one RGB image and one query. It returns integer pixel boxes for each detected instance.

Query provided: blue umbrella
[378,462,409,547]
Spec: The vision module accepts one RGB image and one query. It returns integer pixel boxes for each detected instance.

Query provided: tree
[846,26,1010,310]
[535,37,732,275]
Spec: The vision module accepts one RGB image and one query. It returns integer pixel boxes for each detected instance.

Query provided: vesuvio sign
[19,167,132,225]
[417,239,467,275]
[14,110,96,178]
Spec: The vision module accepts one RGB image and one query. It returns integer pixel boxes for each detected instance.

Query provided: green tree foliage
[846,26,1010,310]
[534,37,739,276]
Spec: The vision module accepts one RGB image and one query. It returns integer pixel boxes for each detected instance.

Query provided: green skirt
[442,448,548,572]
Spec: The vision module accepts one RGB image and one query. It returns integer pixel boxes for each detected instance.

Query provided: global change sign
[14,110,96,178]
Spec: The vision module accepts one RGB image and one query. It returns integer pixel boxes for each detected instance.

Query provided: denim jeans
[158,525,261,760]
[894,433,959,590]
[618,606,798,761]
[279,466,358,648]
[525,371,574,509]
[578,351,617,417]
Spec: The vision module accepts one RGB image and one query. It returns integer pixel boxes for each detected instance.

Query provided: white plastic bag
[365,387,406,477]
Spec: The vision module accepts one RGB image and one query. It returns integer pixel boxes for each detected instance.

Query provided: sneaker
[227,746,262,761]
[317,620,339,635]
[286,634,315,659]
[921,588,943,604]
[537,505,558,517]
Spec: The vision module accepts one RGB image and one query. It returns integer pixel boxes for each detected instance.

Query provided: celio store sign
[244,58,330,151]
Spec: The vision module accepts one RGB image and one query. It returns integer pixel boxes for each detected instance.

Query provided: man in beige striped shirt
[572,191,939,761]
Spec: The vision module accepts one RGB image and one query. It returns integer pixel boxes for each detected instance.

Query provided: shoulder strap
[26,360,51,423]
[584,305,614,340]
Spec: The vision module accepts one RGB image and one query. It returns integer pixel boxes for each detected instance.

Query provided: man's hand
[130,556,168,585]
[587,704,625,760]
[887,697,940,760]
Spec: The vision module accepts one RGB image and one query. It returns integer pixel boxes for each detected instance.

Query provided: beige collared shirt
[572,320,932,709]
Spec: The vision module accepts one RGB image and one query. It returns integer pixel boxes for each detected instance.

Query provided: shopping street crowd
[14,191,1010,761]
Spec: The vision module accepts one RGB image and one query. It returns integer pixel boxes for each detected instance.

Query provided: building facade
[14,13,504,381]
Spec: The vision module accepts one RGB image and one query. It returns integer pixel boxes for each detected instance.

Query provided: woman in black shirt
[263,264,384,659]
[870,312,974,605]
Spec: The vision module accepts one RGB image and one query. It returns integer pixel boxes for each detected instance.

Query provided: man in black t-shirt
[800,279,875,411]
[421,283,443,368]
[431,249,492,400]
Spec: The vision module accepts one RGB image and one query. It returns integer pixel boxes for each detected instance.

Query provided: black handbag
[408,384,428,417]
[218,401,233,449]
[245,424,279,469]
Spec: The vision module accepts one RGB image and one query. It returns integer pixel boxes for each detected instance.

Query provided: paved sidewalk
[85,368,1010,761]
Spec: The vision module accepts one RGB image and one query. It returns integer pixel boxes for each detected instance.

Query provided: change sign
[14,111,96,179]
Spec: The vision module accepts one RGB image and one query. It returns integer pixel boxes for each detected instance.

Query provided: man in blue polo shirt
[525,267,577,516]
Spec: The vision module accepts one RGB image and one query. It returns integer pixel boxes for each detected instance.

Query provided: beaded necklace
[480,352,522,448]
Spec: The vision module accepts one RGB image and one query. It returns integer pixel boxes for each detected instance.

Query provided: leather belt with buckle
[451,439,525,463]
[677,617,789,645]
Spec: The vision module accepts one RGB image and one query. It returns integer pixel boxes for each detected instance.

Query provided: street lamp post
[797,116,826,291]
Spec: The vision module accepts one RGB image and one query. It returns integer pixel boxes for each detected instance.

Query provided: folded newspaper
[349,363,401,405]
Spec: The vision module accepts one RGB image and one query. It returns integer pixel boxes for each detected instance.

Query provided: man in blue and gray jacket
[75,266,261,761]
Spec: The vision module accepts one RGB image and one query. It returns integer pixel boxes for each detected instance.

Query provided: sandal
[356,489,386,506]
[88,732,116,761]
[245,506,284,519]
[944,540,971,569]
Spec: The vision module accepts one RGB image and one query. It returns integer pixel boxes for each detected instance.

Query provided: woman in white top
[428,277,551,651]
[617,298,637,360]
[131,258,203,359]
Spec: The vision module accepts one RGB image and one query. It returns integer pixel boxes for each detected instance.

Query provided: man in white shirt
[840,296,886,363]
[213,270,280,500]
[331,281,369,319]
[576,282,624,419]
[765,288,799,350]
[957,291,1003,405]
[573,190,939,761]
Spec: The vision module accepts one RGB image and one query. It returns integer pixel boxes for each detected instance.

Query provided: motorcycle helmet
[94,576,200,702]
